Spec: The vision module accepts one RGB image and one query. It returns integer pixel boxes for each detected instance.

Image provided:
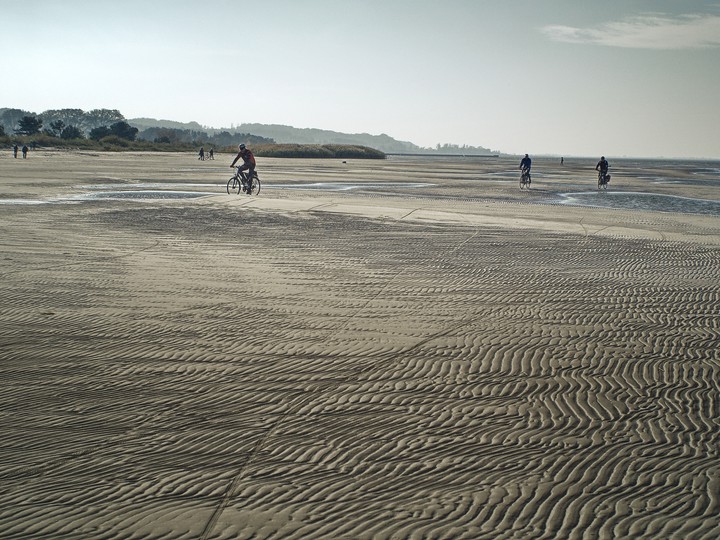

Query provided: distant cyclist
[519,153,532,184]
[596,156,609,183]
[230,143,256,185]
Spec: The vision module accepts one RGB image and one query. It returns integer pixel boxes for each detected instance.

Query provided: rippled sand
[1,151,719,539]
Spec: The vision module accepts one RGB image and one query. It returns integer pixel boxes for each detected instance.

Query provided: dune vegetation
[250,143,386,159]
[1,134,386,159]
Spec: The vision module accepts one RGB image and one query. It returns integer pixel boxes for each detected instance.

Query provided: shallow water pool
[72,190,215,200]
[560,191,720,216]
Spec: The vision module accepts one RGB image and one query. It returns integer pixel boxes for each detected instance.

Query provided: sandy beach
[1,150,719,539]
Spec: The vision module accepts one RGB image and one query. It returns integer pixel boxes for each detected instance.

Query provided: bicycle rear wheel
[248,174,261,195]
[227,177,241,194]
[520,172,529,189]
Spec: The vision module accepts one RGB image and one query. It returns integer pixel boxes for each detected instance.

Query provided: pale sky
[2,0,719,158]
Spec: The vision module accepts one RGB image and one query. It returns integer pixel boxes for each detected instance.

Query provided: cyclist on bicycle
[230,143,256,187]
[596,156,609,183]
[519,153,532,184]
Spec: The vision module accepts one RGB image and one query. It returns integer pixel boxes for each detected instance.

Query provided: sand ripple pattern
[1,203,718,539]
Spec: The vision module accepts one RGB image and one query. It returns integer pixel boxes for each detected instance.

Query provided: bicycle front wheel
[227,177,240,194]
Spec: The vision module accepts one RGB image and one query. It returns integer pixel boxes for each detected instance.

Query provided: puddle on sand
[71,190,215,200]
[0,181,432,205]
[0,199,48,205]
[79,183,219,190]
[270,182,433,191]
[0,190,215,205]
[560,191,720,216]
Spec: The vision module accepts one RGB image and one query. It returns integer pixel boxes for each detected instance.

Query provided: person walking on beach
[230,143,256,185]
[208,148,214,160]
[13,144,18,158]
[21,145,28,159]
[198,147,205,161]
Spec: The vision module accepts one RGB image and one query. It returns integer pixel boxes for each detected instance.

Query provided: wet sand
[1,151,719,539]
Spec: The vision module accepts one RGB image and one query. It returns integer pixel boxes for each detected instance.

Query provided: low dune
[1,151,718,539]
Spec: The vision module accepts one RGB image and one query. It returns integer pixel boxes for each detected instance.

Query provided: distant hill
[128,117,207,133]
[127,118,420,153]
[127,118,496,155]
[232,123,419,154]
[0,108,495,155]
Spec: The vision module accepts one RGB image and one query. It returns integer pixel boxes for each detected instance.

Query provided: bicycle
[227,167,261,195]
[520,167,531,190]
[597,171,610,190]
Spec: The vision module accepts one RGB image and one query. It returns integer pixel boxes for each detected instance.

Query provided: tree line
[5,114,139,141]
[0,108,386,158]
[0,108,275,151]
[1,107,126,137]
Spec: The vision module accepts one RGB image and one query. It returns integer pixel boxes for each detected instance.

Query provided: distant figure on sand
[13,144,18,158]
[519,153,532,187]
[519,153,532,182]
[21,145,28,158]
[596,156,610,186]
[230,143,256,179]
[561,157,564,165]
[520,153,532,172]
[596,156,609,175]
[208,148,214,160]
[198,147,205,161]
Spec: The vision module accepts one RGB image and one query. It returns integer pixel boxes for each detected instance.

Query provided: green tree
[40,109,86,131]
[0,108,28,134]
[0,124,5,137]
[15,115,43,135]
[143,127,183,144]
[86,109,125,129]
[109,121,138,141]
[60,125,84,139]
[89,126,111,140]
[47,120,66,137]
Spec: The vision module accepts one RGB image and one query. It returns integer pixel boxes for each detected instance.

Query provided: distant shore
[387,152,499,158]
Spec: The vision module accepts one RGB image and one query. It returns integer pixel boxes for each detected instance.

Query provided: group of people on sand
[223,143,616,193]
[519,154,610,186]
[198,147,215,161]
[12,144,29,158]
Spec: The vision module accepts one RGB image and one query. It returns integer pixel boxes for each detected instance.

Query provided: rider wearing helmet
[596,156,610,185]
[596,156,609,173]
[519,153,532,171]
[519,153,532,184]
[596,155,609,177]
[231,143,256,184]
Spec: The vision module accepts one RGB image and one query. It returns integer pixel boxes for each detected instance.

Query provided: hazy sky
[2,0,719,158]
